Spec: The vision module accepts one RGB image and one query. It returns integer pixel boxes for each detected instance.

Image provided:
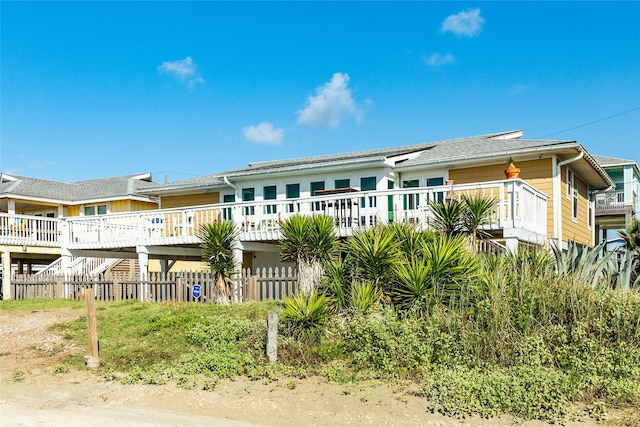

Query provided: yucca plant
[344,226,401,292]
[393,234,479,315]
[281,292,331,343]
[198,221,240,305]
[349,281,383,315]
[428,198,467,237]
[462,195,497,255]
[279,215,338,294]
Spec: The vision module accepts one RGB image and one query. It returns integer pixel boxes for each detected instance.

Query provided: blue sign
[192,284,201,299]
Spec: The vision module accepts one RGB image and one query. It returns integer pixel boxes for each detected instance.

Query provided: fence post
[252,275,259,301]
[84,288,100,370]
[267,313,278,364]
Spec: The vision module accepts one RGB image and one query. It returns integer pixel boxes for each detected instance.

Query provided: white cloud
[425,52,455,67]
[243,122,284,145]
[158,56,204,87]
[441,8,485,37]
[297,73,362,128]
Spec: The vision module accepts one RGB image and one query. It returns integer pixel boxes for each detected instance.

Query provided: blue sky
[1,1,639,183]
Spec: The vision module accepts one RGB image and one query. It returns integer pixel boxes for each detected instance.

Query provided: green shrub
[281,291,331,343]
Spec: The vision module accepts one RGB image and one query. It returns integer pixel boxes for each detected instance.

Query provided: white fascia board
[70,195,159,205]
[142,183,229,197]
[0,194,73,205]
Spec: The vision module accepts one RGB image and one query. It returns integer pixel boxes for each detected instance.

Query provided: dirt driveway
[0,308,627,427]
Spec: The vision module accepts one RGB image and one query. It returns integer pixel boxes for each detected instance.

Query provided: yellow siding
[148,259,210,273]
[161,192,220,209]
[110,200,130,213]
[561,168,592,246]
[64,206,80,217]
[449,158,555,237]
[130,200,159,211]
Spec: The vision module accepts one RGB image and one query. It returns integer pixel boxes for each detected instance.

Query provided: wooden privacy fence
[11,267,298,303]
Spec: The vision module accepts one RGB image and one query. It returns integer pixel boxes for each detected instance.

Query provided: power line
[536,107,640,139]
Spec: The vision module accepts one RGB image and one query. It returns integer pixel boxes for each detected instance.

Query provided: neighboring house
[0,131,618,299]
[0,173,160,280]
[592,155,640,251]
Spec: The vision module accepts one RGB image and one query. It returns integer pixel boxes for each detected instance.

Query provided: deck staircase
[36,256,122,277]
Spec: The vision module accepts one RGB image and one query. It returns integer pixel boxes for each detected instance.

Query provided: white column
[232,246,244,302]
[137,246,149,302]
[7,200,16,214]
[504,237,519,253]
[2,249,12,300]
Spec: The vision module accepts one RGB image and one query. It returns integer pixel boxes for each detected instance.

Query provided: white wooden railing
[0,213,60,246]
[61,179,547,249]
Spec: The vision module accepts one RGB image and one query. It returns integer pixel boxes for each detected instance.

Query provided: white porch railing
[0,213,60,247]
[64,179,547,249]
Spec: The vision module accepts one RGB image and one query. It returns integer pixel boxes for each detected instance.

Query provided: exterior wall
[148,259,209,273]
[449,158,555,238]
[64,206,80,217]
[130,200,159,211]
[397,168,449,187]
[17,204,59,216]
[109,200,130,213]
[161,193,220,209]
[224,166,393,202]
[561,166,592,246]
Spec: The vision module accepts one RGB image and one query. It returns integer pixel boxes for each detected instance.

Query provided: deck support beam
[137,245,149,302]
[1,248,11,300]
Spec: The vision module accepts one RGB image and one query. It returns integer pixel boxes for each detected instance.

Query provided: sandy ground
[0,309,635,427]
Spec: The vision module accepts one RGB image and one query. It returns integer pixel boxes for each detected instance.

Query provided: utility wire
[536,107,640,139]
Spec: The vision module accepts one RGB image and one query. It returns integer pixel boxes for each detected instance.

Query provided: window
[263,185,277,200]
[84,204,107,216]
[335,179,350,189]
[427,177,445,202]
[387,179,395,222]
[360,176,376,191]
[588,191,593,229]
[223,194,236,203]
[310,181,325,196]
[426,177,444,187]
[572,180,579,222]
[222,195,234,220]
[566,169,574,199]
[286,183,300,199]
[403,180,420,210]
[242,188,255,202]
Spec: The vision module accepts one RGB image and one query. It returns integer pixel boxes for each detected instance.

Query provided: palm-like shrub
[428,198,467,237]
[344,226,401,292]
[198,221,240,305]
[462,195,497,254]
[393,234,479,315]
[279,215,338,294]
[281,292,331,343]
[349,281,383,315]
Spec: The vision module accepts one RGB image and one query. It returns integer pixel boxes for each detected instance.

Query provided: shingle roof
[592,155,637,167]
[0,173,161,202]
[397,137,574,168]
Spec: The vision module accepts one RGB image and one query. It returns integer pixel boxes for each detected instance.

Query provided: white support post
[504,236,519,253]
[59,219,71,298]
[137,246,149,302]
[232,246,244,302]
[2,249,12,300]
[7,200,16,215]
